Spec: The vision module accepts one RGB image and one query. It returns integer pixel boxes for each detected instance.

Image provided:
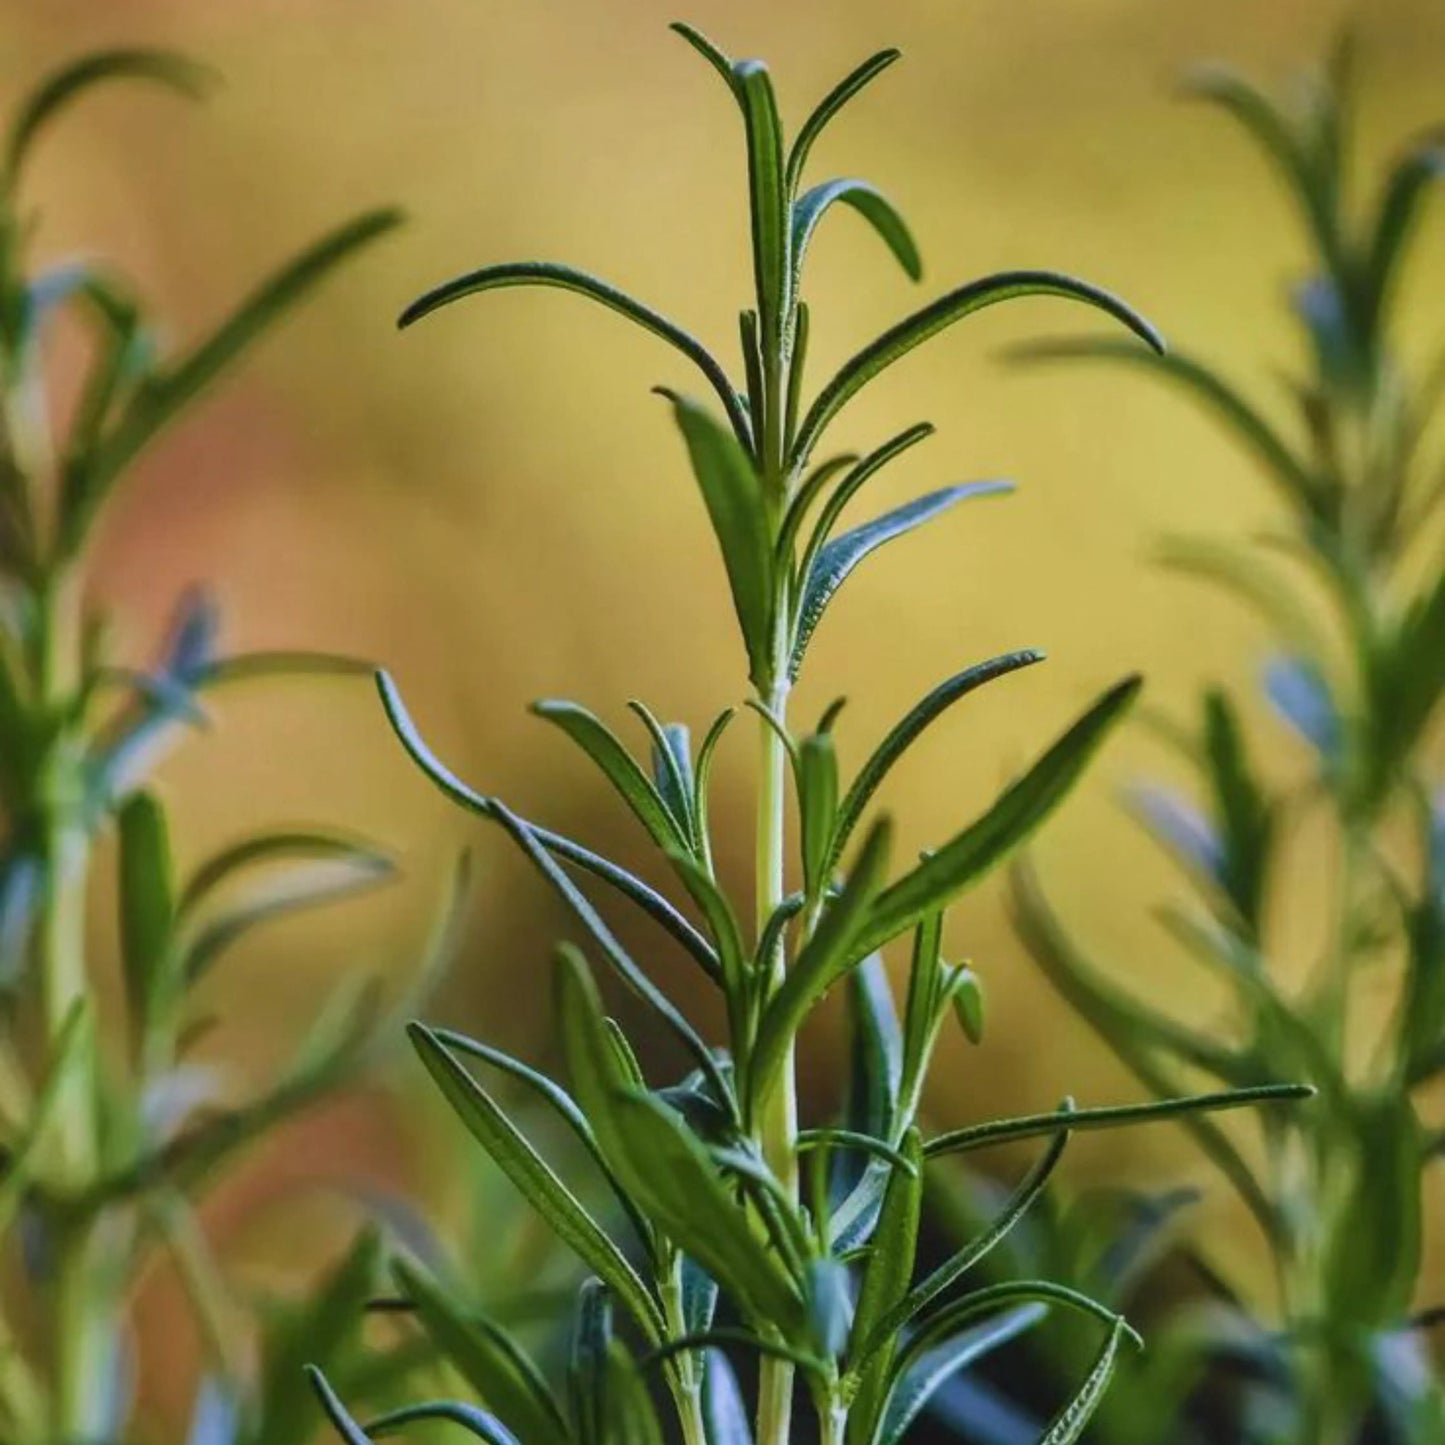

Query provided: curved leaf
[792,180,921,292]
[790,482,1012,679]
[857,676,1142,954]
[5,49,214,191]
[832,649,1045,863]
[532,699,688,853]
[786,49,902,195]
[375,671,720,979]
[1368,135,1445,315]
[1038,1316,1130,1445]
[792,271,1164,466]
[364,1400,523,1444]
[398,261,751,448]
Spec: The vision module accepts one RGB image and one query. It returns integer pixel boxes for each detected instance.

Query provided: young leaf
[669,23,738,97]
[791,271,1164,466]
[790,482,1012,679]
[735,62,789,362]
[857,676,1142,954]
[669,394,777,688]
[797,730,840,898]
[399,260,751,448]
[831,650,1045,864]
[949,966,985,1045]
[532,699,689,853]
[786,49,903,195]
[408,1024,665,1344]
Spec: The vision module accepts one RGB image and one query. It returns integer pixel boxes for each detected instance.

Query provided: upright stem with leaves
[1014,39,1445,1445]
[311,22,1309,1445]
[0,49,420,1445]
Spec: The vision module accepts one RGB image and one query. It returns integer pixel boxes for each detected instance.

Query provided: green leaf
[734,62,789,360]
[668,23,739,97]
[532,699,689,853]
[432,1027,653,1247]
[305,1366,373,1445]
[629,703,694,837]
[841,954,903,1148]
[949,966,985,1045]
[1201,688,1274,936]
[601,1340,665,1445]
[692,706,736,865]
[797,731,840,899]
[178,828,392,917]
[391,1256,567,1445]
[832,649,1045,863]
[400,260,751,454]
[790,482,1011,680]
[408,1023,665,1343]
[669,394,777,689]
[487,801,729,1099]
[846,1128,923,1437]
[74,209,403,555]
[375,671,721,980]
[922,1083,1311,1158]
[555,949,803,1331]
[786,49,902,195]
[1016,339,1320,514]
[872,1305,1046,1445]
[361,1400,523,1445]
[1038,1316,1131,1445]
[792,271,1164,467]
[857,676,1141,954]
[117,791,176,1040]
[1368,136,1445,315]
[792,180,922,292]
[750,819,893,1121]
[5,49,214,192]
[666,849,748,997]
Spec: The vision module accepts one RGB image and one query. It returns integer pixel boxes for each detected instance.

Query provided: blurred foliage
[1013,36,1445,1445]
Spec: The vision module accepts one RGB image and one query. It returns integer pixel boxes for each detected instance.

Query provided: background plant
[310,24,1307,1445]
[0,49,440,1445]
[1013,38,1445,1445]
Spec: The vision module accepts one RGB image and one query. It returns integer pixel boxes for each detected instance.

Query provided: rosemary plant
[1013,40,1445,1445]
[311,25,1308,1445]
[0,49,415,1444]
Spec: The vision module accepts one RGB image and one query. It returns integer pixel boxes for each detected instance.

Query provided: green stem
[754,681,795,1445]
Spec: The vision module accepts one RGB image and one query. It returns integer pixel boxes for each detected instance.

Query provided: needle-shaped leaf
[408,1023,665,1343]
[5,48,215,192]
[1037,1315,1131,1445]
[792,271,1164,467]
[533,699,689,853]
[857,676,1142,954]
[363,1400,524,1445]
[922,1083,1310,1158]
[797,730,840,898]
[399,261,751,449]
[487,801,729,1098]
[750,819,893,1119]
[1368,135,1445,317]
[792,180,922,293]
[786,49,903,195]
[304,1367,375,1445]
[375,671,721,980]
[832,649,1045,863]
[391,1256,568,1445]
[872,1305,1047,1445]
[669,22,738,96]
[669,394,776,688]
[74,209,402,554]
[117,792,176,1041]
[735,62,789,360]
[847,1128,923,1435]
[790,482,1012,679]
